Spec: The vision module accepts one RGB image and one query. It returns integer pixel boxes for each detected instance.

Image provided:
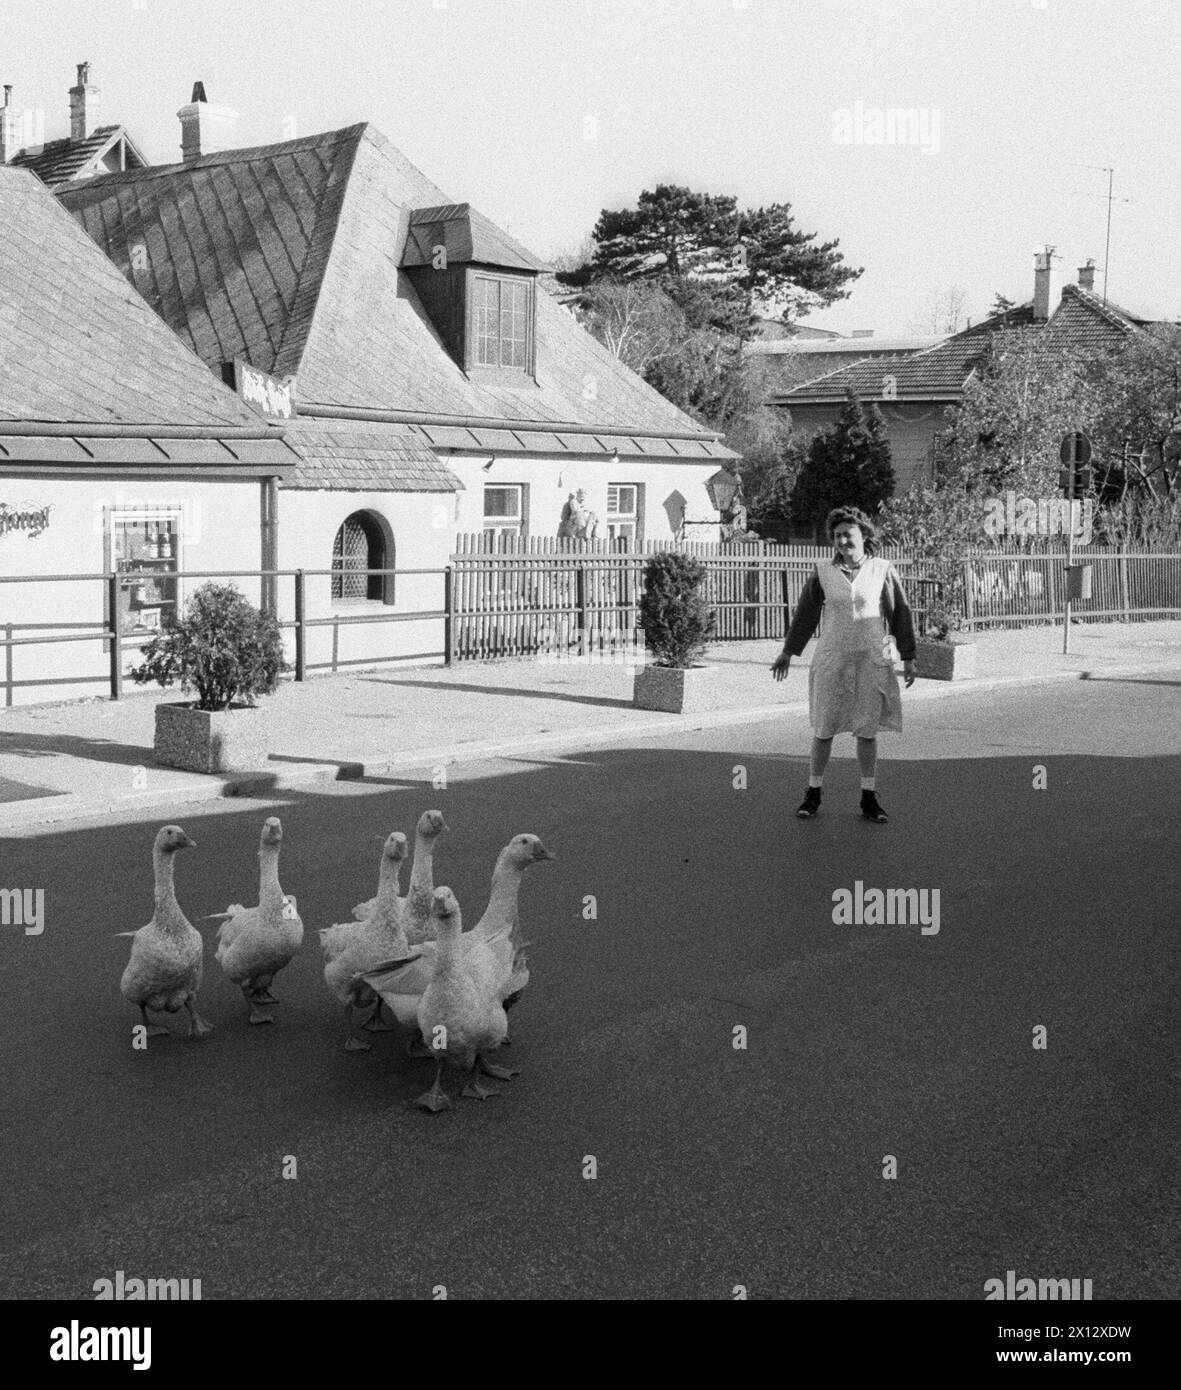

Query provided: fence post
[961,558,975,632]
[4,622,12,708]
[108,572,123,700]
[576,563,588,651]
[294,569,306,682]
[1119,551,1130,621]
[443,565,454,665]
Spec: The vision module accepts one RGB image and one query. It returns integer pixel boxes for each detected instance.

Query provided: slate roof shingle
[0,165,289,432]
[401,203,550,271]
[57,123,730,453]
[282,417,462,492]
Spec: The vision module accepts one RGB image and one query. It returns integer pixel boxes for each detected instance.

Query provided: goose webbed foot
[413,1060,451,1113]
[248,1005,276,1025]
[461,1076,499,1101]
[139,1007,170,1038]
[477,1055,518,1081]
[251,989,279,1005]
[184,1004,214,1038]
[342,1005,372,1051]
[406,1032,433,1058]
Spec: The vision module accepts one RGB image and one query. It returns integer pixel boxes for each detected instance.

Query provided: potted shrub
[131,582,288,773]
[632,551,719,713]
[913,584,977,682]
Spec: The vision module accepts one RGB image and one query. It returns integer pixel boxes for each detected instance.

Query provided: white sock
[861,777,876,792]
[808,775,823,789]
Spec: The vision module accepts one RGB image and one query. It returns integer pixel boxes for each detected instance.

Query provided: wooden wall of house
[404,264,467,366]
[785,402,948,493]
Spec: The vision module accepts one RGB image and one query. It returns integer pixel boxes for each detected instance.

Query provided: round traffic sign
[1060,431,1092,466]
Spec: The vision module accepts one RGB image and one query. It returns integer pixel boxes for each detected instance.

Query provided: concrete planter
[154,701,271,774]
[632,662,721,714]
[914,638,977,682]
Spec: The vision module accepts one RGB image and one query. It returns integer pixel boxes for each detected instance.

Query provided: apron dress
[808,558,904,738]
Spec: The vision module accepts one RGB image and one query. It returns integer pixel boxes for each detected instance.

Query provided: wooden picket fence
[449,534,939,661]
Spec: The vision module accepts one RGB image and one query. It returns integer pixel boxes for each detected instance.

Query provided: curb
[0,657,1176,833]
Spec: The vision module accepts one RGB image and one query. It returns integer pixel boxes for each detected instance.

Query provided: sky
[8,0,1180,335]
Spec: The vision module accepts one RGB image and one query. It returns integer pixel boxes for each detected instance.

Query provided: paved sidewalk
[1,620,1178,831]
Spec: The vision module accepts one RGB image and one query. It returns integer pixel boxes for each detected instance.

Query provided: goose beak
[534,844,555,861]
[182,836,197,850]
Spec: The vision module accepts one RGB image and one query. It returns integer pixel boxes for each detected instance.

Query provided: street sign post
[1059,432,1093,654]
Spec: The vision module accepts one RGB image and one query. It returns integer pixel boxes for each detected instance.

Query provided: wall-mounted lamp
[610,450,620,465]
[481,456,495,472]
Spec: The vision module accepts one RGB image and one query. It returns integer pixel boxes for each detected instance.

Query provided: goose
[360,834,553,1064]
[210,817,304,1024]
[321,831,415,1050]
[412,887,509,1113]
[354,810,449,945]
[117,825,212,1039]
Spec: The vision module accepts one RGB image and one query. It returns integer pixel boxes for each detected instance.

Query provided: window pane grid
[473,275,529,370]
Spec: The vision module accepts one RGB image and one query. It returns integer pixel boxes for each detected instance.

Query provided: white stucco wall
[277,488,452,675]
[0,476,263,706]
[444,453,724,545]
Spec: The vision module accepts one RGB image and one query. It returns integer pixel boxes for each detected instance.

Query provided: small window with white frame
[606,482,642,549]
[483,484,527,549]
[106,507,184,637]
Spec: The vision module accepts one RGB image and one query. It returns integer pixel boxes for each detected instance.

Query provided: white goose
[412,887,509,1113]
[360,833,553,1059]
[321,831,415,1050]
[210,817,304,1024]
[354,810,449,946]
[117,824,212,1039]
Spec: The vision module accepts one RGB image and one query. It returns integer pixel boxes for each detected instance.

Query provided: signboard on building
[0,502,52,538]
[233,357,295,420]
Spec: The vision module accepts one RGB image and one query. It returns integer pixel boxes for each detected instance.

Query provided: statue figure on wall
[558,488,598,541]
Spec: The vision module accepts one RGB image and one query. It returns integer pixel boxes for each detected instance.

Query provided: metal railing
[0,567,448,703]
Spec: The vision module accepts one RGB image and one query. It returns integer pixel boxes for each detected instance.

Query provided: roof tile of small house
[57,123,730,453]
[11,124,145,187]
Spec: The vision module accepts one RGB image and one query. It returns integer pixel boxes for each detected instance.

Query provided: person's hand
[771,651,791,682]
[902,659,916,688]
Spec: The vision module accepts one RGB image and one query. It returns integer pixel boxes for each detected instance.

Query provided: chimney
[177,81,239,162]
[69,61,100,142]
[1078,258,1096,293]
[0,85,20,164]
[1032,245,1061,321]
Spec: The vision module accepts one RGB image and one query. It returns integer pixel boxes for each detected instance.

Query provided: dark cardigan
[784,557,917,662]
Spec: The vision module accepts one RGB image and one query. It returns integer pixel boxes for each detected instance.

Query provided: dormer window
[472,274,531,370]
[401,203,549,379]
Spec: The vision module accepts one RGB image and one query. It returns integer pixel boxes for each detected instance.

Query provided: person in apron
[770,507,916,822]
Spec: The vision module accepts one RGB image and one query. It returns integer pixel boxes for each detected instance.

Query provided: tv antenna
[1071,164,1132,305]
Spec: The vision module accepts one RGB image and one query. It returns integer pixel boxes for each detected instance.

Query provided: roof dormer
[401,203,550,379]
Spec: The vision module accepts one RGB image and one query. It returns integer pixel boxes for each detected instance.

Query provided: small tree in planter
[633,551,719,712]
[914,568,977,681]
[131,583,288,772]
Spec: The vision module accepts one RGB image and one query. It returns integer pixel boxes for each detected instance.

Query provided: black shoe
[860,791,888,823]
[796,787,822,818]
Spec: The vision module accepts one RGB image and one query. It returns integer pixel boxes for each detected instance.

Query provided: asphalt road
[0,671,1178,1300]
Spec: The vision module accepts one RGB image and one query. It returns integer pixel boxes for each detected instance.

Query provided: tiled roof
[401,203,550,271]
[282,417,462,492]
[0,166,285,431]
[755,337,945,397]
[58,123,729,453]
[1043,283,1146,351]
[781,305,1044,404]
[11,124,144,187]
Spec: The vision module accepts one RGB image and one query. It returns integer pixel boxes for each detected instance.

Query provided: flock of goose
[117,813,554,1112]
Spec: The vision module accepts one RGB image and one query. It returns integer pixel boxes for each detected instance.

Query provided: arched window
[331,511,392,602]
